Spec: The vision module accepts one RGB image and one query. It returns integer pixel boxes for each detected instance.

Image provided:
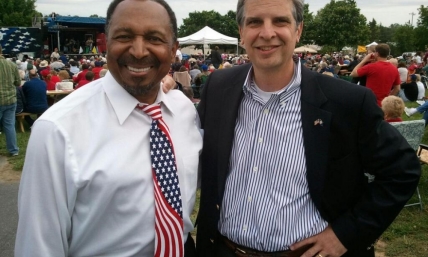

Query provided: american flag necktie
[136,103,184,257]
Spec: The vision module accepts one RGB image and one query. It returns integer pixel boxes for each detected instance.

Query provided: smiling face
[239,0,302,74]
[106,0,177,103]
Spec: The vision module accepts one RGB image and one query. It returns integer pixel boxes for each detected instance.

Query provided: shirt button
[243,225,247,231]
[258,138,263,143]
[248,196,252,202]
[264,109,269,114]
[253,167,258,172]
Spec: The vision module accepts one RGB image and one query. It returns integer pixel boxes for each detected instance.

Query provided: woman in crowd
[381,96,404,123]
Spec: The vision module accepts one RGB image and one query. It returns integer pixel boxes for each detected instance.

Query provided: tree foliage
[414,5,428,50]
[393,24,416,54]
[312,0,369,51]
[0,0,38,26]
[368,19,380,43]
[300,3,316,46]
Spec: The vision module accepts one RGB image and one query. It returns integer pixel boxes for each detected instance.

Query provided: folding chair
[390,119,425,209]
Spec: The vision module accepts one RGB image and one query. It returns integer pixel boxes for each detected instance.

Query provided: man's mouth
[127,66,151,73]
[258,46,276,51]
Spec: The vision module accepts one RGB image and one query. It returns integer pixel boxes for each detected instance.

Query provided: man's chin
[121,81,160,98]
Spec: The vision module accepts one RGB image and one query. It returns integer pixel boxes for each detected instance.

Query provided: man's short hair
[375,44,390,58]
[381,96,405,119]
[236,0,304,27]
[85,71,95,81]
[105,0,178,42]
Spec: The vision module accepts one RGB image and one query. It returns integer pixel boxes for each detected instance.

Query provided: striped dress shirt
[219,60,328,251]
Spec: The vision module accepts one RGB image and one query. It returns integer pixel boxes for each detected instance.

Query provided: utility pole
[409,12,416,26]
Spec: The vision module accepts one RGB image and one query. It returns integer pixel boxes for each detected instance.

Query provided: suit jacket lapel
[300,66,331,208]
[217,65,250,202]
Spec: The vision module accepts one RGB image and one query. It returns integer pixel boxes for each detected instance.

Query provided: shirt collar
[103,72,175,125]
[243,59,302,98]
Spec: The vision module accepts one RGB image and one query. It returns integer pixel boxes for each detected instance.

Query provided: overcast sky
[36,0,424,27]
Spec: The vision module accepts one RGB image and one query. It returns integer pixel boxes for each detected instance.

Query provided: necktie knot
[137,103,162,120]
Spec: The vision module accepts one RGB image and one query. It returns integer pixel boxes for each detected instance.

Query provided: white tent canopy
[366,42,378,47]
[178,26,239,56]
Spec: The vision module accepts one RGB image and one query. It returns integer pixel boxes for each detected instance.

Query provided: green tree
[0,0,37,26]
[89,14,99,18]
[393,23,416,54]
[414,5,428,50]
[300,3,316,46]
[368,18,380,43]
[177,10,238,52]
[312,0,370,51]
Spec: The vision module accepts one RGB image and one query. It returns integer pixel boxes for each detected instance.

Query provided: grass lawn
[1,101,427,256]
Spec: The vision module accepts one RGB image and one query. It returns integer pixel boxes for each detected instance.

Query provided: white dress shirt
[15,72,203,257]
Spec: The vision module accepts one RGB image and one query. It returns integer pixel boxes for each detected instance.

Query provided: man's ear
[239,26,245,49]
[171,41,179,63]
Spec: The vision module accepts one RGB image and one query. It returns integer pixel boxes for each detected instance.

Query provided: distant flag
[357,45,366,53]
[79,46,83,54]
[92,46,97,54]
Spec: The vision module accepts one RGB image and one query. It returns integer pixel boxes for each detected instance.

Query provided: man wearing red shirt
[75,71,94,89]
[73,63,89,84]
[351,44,401,106]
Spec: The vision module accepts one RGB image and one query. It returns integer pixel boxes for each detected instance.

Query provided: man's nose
[129,36,149,59]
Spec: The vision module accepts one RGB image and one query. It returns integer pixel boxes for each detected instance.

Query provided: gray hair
[236,0,304,27]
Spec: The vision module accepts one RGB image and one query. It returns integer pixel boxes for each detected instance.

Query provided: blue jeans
[0,103,19,154]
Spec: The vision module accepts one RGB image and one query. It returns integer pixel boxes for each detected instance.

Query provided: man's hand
[161,75,176,93]
[290,225,347,257]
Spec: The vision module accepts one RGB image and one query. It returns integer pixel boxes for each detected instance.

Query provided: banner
[79,46,83,54]
[92,46,98,54]
[357,45,366,53]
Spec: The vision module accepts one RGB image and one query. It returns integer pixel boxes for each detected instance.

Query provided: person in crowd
[59,52,68,65]
[21,70,49,126]
[189,64,201,82]
[351,45,376,86]
[99,69,108,78]
[397,61,408,84]
[195,1,420,257]
[0,45,20,156]
[347,56,359,72]
[171,56,182,72]
[91,61,104,80]
[222,62,233,69]
[50,47,60,62]
[182,85,199,107]
[388,58,398,68]
[415,74,425,100]
[351,44,401,106]
[45,70,61,90]
[73,63,90,84]
[50,57,65,70]
[405,101,428,126]
[173,66,192,88]
[15,1,201,256]
[75,71,94,89]
[399,74,419,102]
[176,46,183,61]
[196,64,210,85]
[37,60,49,78]
[69,60,80,75]
[208,46,223,69]
[381,95,404,122]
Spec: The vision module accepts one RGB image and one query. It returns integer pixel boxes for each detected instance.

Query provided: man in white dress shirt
[15,0,202,256]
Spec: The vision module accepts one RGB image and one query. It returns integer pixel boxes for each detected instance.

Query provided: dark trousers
[184,233,196,257]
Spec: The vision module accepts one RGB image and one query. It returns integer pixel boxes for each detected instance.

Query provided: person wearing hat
[399,74,418,102]
[37,60,50,79]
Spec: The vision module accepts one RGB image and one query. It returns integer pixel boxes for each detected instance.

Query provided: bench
[15,112,33,133]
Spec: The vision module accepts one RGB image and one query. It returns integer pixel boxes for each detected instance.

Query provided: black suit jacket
[196,64,420,257]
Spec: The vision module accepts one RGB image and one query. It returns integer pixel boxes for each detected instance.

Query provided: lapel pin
[314,119,323,126]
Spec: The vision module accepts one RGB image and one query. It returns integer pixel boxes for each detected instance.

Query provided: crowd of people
[0,0,424,257]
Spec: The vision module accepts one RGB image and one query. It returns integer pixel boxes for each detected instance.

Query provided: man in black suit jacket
[195,0,420,257]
